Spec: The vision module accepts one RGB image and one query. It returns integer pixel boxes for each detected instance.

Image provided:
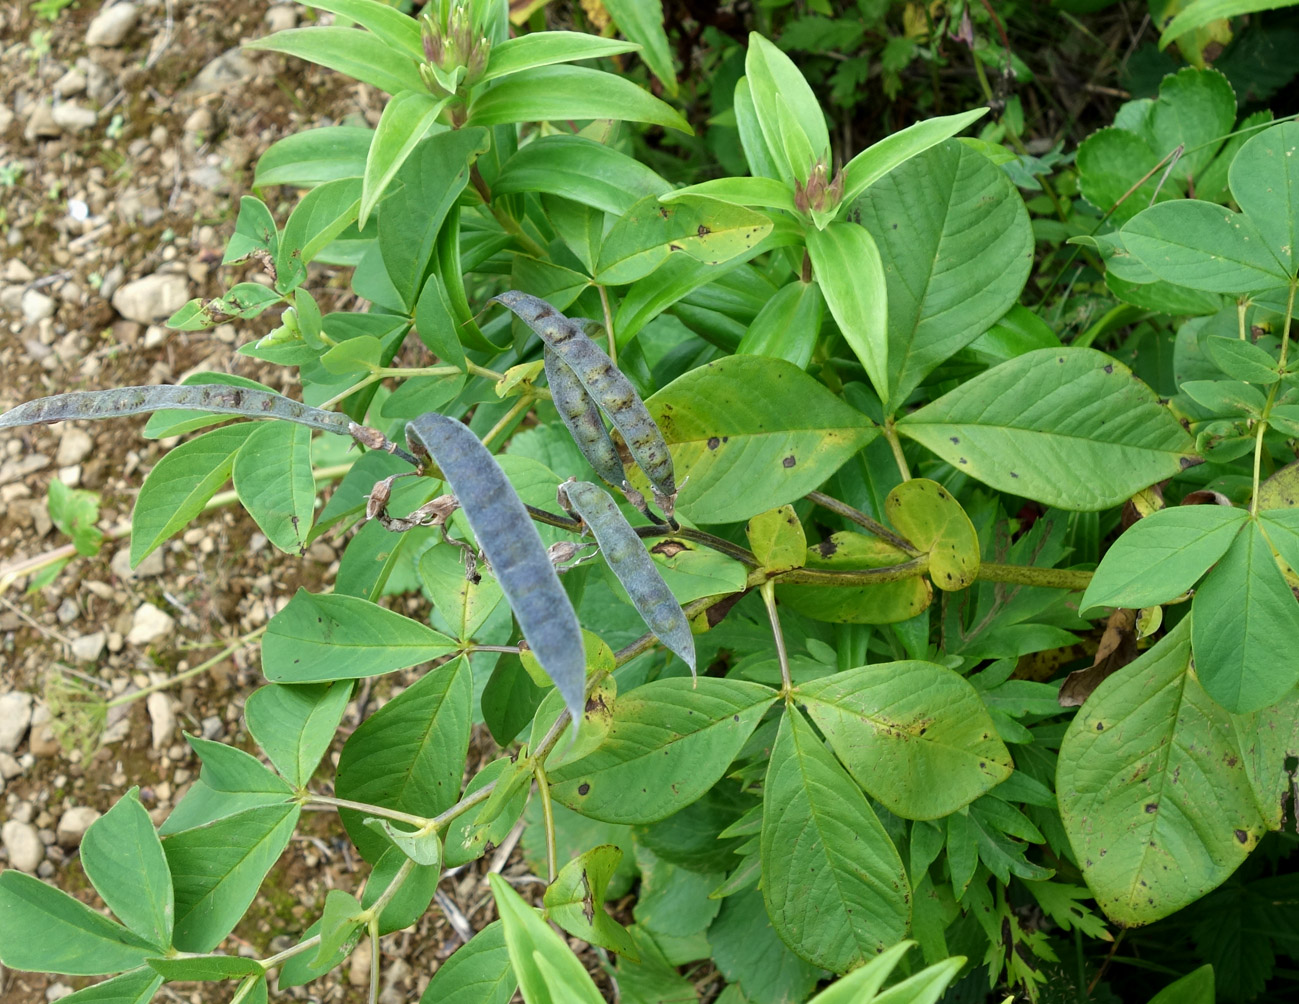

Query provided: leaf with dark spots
[782,454,796,468]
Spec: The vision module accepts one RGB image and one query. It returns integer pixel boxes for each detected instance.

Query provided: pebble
[99,264,125,300]
[70,631,106,663]
[56,598,80,625]
[2,260,35,283]
[51,102,98,134]
[0,692,33,753]
[200,715,223,741]
[28,705,61,758]
[126,602,175,645]
[187,49,256,96]
[85,3,139,47]
[0,752,22,779]
[55,428,94,467]
[24,102,59,141]
[147,692,175,751]
[53,68,87,97]
[111,272,189,323]
[1,820,44,872]
[265,4,297,32]
[111,544,165,581]
[21,289,55,325]
[47,984,74,1002]
[56,806,101,847]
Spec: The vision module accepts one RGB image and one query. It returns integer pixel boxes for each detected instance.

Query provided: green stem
[599,285,617,367]
[105,627,266,708]
[262,933,321,969]
[304,794,429,828]
[316,372,382,411]
[534,762,558,883]
[1250,280,1297,513]
[777,556,929,587]
[882,422,912,482]
[481,396,533,450]
[806,491,918,555]
[760,580,792,695]
[367,917,380,1004]
[976,562,1092,590]
[472,161,547,259]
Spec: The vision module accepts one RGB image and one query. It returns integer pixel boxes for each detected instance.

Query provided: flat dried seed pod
[405,412,587,720]
[492,291,677,508]
[558,480,696,677]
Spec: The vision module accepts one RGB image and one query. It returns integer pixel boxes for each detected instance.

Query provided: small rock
[28,705,61,758]
[183,108,212,136]
[187,48,256,96]
[54,68,87,97]
[127,602,174,645]
[1,820,44,872]
[143,324,167,349]
[85,3,138,47]
[111,273,189,323]
[2,260,35,283]
[56,598,80,625]
[24,101,59,141]
[0,752,22,779]
[0,692,33,753]
[56,806,101,847]
[76,58,114,105]
[56,428,93,467]
[21,289,55,325]
[265,3,297,31]
[47,983,75,1002]
[200,715,223,741]
[146,693,175,751]
[51,102,98,134]
[99,263,125,300]
[70,631,106,663]
[111,544,166,580]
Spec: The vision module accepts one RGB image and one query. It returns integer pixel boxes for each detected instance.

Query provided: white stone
[1,820,43,872]
[54,68,87,97]
[70,631,106,663]
[187,49,255,96]
[2,260,35,283]
[56,806,101,847]
[85,3,139,47]
[126,602,174,645]
[51,102,97,133]
[264,4,297,31]
[21,289,55,325]
[47,983,75,1002]
[55,428,93,467]
[111,273,189,324]
[0,752,22,779]
[111,543,165,580]
[56,598,79,625]
[0,692,33,753]
[146,692,175,751]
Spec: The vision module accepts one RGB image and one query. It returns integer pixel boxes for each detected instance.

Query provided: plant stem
[882,421,912,481]
[534,762,558,883]
[105,627,267,708]
[471,161,548,259]
[261,932,322,969]
[1250,280,1296,513]
[367,918,380,1004]
[976,562,1092,590]
[761,581,792,694]
[304,794,429,828]
[598,285,617,367]
[778,556,929,586]
[316,372,381,411]
[481,396,532,450]
[806,490,918,554]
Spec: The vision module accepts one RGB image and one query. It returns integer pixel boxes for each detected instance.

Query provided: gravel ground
[0,2,574,1001]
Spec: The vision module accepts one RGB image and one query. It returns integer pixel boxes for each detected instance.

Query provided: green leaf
[254,125,373,187]
[362,846,440,935]
[46,478,102,556]
[870,957,966,1004]
[601,0,676,94]
[1230,681,1299,830]
[746,505,806,574]
[359,91,447,229]
[335,657,473,862]
[0,871,156,975]
[1148,964,1215,1004]
[1159,0,1296,47]
[277,178,363,288]
[898,348,1196,510]
[709,887,821,1004]
[778,532,932,625]
[81,790,173,950]
[443,757,531,867]
[1191,518,1299,713]
[489,874,605,1004]
[310,889,366,969]
[130,423,253,567]
[853,140,1032,404]
[146,955,265,981]
[803,940,916,1004]
[467,65,691,134]
[1203,335,1280,383]
[262,589,459,683]
[806,221,889,400]
[167,283,284,330]
[481,30,639,82]
[379,127,489,310]
[643,354,877,523]
[842,108,988,205]
[243,681,353,788]
[494,136,670,215]
[232,421,315,554]
[224,196,278,265]
[420,544,505,643]
[418,920,516,1004]
[365,816,442,866]
[543,845,639,958]
[663,176,797,214]
[1057,617,1266,926]
[55,968,163,1004]
[298,0,424,59]
[885,478,980,591]
[735,278,823,370]
[1230,121,1299,276]
[1081,505,1247,612]
[160,737,294,834]
[745,32,829,183]
[163,801,301,951]
[762,708,910,974]
[1122,201,1290,294]
[799,661,1012,819]
[245,26,425,95]
[548,678,777,824]
[594,194,773,285]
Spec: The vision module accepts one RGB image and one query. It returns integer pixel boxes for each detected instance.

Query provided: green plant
[4,2,1299,1002]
